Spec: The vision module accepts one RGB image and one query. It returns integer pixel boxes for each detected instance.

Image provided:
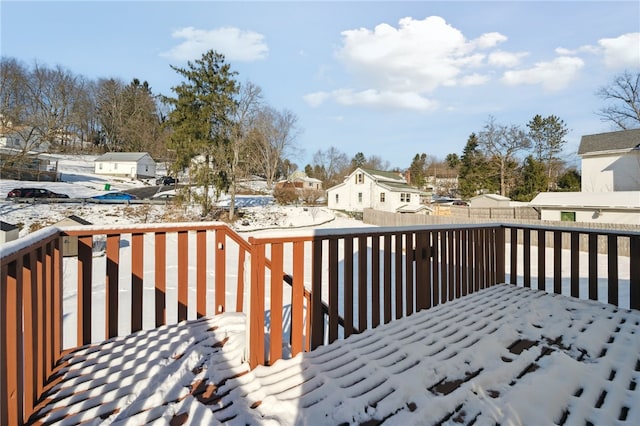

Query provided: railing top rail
[500,222,640,237]
[0,226,60,263]
[60,221,231,236]
[248,223,504,244]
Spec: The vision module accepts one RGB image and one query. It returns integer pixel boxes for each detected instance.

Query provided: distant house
[94,152,156,179]
[0,221,19,244]
[469,194,512,208]
[529,191,640,225]
[327,167,428,214]
[578,128,640,192]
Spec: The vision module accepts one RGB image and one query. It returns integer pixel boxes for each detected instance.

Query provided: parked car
[6,188,69,199]
[156,176,178,186]
[90,192,138,201]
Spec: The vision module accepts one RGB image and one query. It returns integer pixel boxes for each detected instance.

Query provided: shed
[529,191,640,225]
[94,152,156,180]
[469,194,512,208]
[0,221,19,244]
[56,215,92,256]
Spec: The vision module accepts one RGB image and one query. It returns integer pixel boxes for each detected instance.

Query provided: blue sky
[2,1,639,171]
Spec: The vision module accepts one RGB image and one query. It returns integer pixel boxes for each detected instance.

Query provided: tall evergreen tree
[458,133,497,198]
[527,114,569,188]
[163,50,239,217]
[408,153,427,188]
[509,155,548,201]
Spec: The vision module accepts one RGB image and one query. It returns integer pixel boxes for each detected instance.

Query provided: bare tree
[311,146,350,188]
[478,116,531,196]
[596,70,640,130]
[95,78,125,150]
[250,106,301,188]
[225,81,263,220]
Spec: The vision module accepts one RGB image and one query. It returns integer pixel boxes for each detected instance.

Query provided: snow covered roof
[360,167,406,183]
[94,152,152,162]
[32,284,640,425]
[530,191,640,209]
[470,193,511,202]
[578,128,640,156]
[396,204,432,213]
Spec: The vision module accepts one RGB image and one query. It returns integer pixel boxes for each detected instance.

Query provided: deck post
[495,226,505,284]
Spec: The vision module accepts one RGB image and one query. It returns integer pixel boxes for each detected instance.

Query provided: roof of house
[470,194,511,202]
[0,221,18,232]
[360,167,406,183]
[530,191,640,209]
[396,204,432,213]
[578,128,640,156]
[59,215,93,226]
[94,152,153,162]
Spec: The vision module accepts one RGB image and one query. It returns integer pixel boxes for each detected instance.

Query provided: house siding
[327,168,425,213]
[581,151,640,192]
[94,153,156,179]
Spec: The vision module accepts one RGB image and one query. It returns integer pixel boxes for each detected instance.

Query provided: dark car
[156,176,178,186]
[90,192,138,202]
[6,188,69,199]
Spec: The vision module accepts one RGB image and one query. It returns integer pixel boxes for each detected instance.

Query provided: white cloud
[459,73,491,86]
[336,16,508,93]
[304,89,438,111]
[161,26,268,62]
[502,56,584,91]
[302,92,330,107]
[488,50,528,68]
[598,32,640,69]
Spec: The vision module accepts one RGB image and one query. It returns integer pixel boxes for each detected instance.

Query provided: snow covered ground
[0,154,363,237]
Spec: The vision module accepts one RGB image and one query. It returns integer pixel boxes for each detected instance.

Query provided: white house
[529,191,640,225]
[578,128,640,192]
[327,168,427,214]
[94,152,156,179]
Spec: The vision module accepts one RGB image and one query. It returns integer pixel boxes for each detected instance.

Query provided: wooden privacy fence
[1,222,639,424]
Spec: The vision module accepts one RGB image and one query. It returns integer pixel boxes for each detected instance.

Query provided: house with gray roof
[578,128,640,191]
[327,167,429,214]
[94,152,156,180]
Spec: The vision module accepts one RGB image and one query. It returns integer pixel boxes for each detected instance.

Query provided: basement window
[560,211,576,222]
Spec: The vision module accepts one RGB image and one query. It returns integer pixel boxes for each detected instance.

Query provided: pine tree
[163,50,239,217]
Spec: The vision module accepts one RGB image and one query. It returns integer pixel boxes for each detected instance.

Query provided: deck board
[28,285,640,425]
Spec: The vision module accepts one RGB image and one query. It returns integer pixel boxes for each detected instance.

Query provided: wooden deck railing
[247,224,506,367]
[1,222,639,424]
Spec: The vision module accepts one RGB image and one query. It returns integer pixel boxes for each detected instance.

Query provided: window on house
[145,165,149,172]
[561,211,576,222]
[380,192,385,202]
[401,193,410,203]
[99,163,103,170]
[114,163,118,170]
[358,192,363,203]
[356,173,364,184]
[335,194,339,204]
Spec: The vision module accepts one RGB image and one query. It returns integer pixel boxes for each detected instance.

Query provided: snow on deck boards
[30,285,640,425]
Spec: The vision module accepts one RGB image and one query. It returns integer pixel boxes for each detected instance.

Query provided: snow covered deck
[29,284,640,425]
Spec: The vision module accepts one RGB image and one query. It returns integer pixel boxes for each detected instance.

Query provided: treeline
[1,53,301,218]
